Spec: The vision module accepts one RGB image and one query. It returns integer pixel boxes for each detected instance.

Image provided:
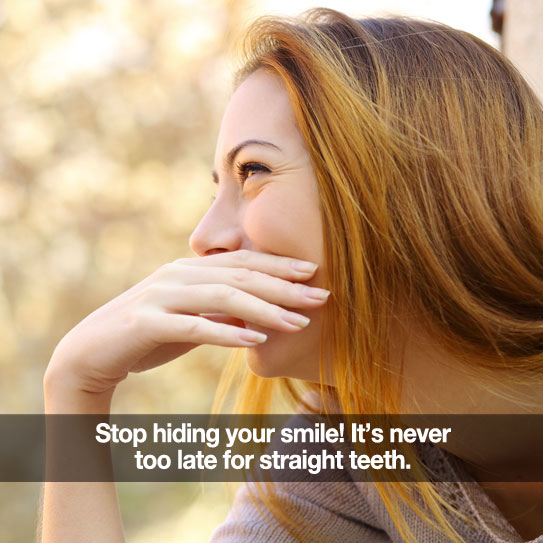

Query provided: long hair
[214,8,543,542]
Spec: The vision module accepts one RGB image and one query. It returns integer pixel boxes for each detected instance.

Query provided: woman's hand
[43,250,328,411]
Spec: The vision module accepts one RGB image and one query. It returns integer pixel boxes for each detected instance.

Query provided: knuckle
[136,284,162,305]
[161,262,179,275]
[150,264,169,281]
[123,309,149,335]
[214,284,237,303]
[232,267,251,284]
[293,282,306,298]
[153,262,179,280]
[275,305,286,319]
[185,318,202,339]
[235,249,251,264]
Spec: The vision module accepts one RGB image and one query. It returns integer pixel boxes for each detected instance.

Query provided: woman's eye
[235,162,270,183]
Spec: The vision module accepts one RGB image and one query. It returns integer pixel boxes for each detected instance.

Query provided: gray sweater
[210,443,543,542]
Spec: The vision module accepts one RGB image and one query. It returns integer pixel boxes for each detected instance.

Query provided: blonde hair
[214,8,543,542]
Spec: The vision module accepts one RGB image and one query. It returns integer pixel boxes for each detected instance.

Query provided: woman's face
[190,68,325,381]
[189,67,543,421]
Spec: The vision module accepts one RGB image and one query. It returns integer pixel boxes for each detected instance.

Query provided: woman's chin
[243,328,316,380]
[242,311,323,381]
[245,329,285,378]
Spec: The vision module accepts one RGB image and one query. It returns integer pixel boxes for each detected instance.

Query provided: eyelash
[235,161,270,184]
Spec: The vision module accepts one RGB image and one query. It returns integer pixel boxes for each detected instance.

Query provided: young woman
[41,8,543,543]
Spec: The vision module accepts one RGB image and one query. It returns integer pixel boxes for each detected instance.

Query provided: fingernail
[291,260,318,273]
[239,330,267,344]
[302,286,331,301]
[281,310,311,328]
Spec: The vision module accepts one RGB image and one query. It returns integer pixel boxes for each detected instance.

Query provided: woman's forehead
[214,69,300,163]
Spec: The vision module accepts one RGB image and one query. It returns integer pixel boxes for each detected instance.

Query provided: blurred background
[0,0,539,541]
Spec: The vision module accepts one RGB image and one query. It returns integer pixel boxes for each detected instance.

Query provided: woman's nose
[189,201,244,256]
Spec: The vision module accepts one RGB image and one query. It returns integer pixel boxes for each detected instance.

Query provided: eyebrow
[211,139,282,184]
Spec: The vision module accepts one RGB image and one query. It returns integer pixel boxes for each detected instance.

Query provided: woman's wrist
[44,369,115,414]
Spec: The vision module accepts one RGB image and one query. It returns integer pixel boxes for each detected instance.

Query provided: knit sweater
[210,442,543,542]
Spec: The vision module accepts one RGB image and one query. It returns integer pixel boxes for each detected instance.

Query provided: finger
[160,265,330,309]
[173,249,320,281]
[150,313,268,347]
[156,284,312,332]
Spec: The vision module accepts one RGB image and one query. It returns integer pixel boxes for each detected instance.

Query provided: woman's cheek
[243,185,324,265]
